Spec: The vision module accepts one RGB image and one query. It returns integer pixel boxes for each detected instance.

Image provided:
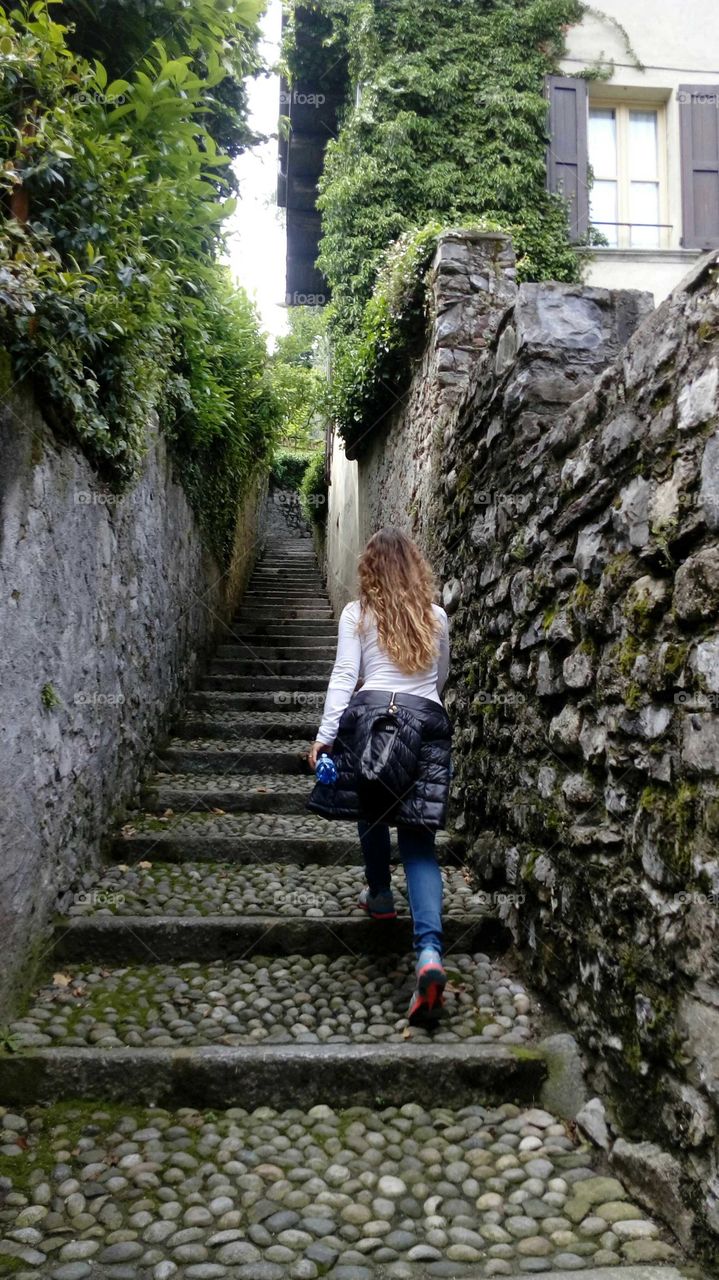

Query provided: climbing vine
[0,0,278,565]
[284,0,588,448]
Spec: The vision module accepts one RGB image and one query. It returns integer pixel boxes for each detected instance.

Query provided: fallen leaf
[137,860,152,870]
[52,973,72,987]
[116,864,130,872]
[162,809,174,818]
[211,808,226,816]
[402,1025,412,1039]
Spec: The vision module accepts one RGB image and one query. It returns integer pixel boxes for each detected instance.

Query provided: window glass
[629,110,658,181]
[589,108,617,178]
[591,180,619,246]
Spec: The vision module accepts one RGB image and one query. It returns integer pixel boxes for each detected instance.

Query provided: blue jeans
[358,820,443,956]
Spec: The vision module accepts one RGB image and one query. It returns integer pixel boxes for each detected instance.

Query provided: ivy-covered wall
[283,0,588,453]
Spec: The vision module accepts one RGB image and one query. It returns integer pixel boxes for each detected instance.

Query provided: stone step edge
[52,912,507,962]
[0,1042,547,1109]
[112,835,453,865]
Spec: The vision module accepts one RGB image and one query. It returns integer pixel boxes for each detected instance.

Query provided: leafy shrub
[270,449,314,491]
[0,0,277,565]
[299,451,327,526]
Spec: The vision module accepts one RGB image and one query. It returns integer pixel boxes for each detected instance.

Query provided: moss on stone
[617,634,641,676]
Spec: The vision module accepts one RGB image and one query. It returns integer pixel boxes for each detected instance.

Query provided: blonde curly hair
[357,527,441,673]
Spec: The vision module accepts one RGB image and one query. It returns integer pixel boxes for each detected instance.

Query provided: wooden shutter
[546,75,589,242]
[680,84,719,249]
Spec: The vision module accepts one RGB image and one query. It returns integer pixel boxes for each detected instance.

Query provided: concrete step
[199,674,328,692]
[54,913,502,964]
[0,1042,546,1109]
[159,739,310,774]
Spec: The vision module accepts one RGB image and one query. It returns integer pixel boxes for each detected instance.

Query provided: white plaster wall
[562,0,719,298]
[325,426,361,615]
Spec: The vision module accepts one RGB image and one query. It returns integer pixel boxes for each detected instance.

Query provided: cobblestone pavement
[0,1102,677,1279]
[64,863,482,920]
[1,525,685,1276]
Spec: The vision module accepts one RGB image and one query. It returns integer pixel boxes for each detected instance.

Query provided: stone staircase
[0,527,686,1278]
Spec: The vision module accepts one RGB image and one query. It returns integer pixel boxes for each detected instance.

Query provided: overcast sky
[225,0,288,346]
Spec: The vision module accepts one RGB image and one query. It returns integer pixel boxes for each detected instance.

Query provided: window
[588,103,667,249]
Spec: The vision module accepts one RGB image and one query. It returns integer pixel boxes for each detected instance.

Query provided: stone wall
[324,227,719,1251]
[438,248,719,1252]
[0,390,267,1018]
[325,231,517,612]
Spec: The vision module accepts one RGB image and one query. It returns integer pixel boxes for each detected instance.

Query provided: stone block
[609,1138,695,1249]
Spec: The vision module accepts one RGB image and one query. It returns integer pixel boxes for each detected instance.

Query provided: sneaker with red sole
[357,886,397,921]
[408,947,447,1026]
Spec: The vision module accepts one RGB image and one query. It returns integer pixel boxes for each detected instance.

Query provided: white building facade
[551,0,719,303]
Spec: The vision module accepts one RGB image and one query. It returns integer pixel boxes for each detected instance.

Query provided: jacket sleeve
[316,601,362,745]
[436,609,450,694]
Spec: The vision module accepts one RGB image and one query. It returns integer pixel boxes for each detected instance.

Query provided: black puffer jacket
[307,689,453,830]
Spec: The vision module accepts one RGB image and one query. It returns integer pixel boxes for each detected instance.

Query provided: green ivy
[284,0,586,449]
[0,0,278,565]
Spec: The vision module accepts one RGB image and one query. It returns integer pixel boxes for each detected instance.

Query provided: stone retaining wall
[0,390,266,1017]
[325,228,719,1251]
[438,246,719,1251]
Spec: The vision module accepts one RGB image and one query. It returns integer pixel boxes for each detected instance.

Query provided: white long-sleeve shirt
[316,599,450,746]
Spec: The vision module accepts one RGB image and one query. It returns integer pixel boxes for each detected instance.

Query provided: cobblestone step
[142,772,315,811]
[55,864,501,963]
[159,740,310,774]
[212,645,335,665]
[228,620,338,636]
[10,951,537,1051]
[200,674,328,692]
[216,643,335,659]
[209,658,333,676]
[63,861,484,920]
[113,825,363,865]
[186,689,325,711]
[170,712,320,741]
[237,605,333,618]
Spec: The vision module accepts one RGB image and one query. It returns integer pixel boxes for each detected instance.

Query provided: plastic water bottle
[315,753,338,784]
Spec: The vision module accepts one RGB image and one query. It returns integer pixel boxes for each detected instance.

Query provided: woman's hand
[307,740,331,770]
